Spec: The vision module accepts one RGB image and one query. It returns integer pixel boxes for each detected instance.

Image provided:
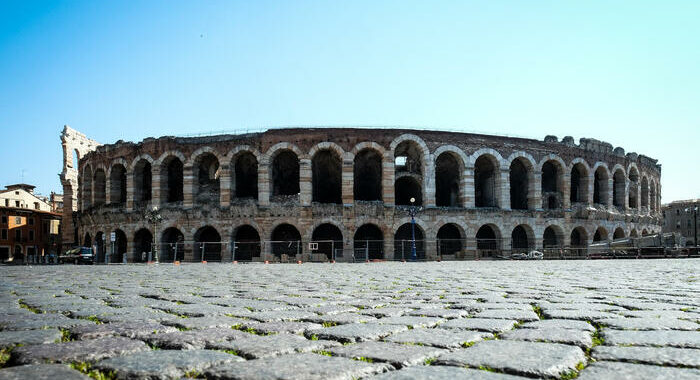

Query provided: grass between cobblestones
[60,328,74,342]
[17,299,41,314]
[0,347,12,368]
[70,361,117,380]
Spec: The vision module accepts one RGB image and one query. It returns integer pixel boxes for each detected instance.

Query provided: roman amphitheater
[60,126,662,263]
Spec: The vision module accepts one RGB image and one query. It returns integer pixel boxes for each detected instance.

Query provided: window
[4,199,7,206]
[29,230,34,241]
[676,221,681,229]
[28,218,34,226]
[1,215,6,224]
[14,230,21,240]
[15,216,21,224]
[15,201,20,207]
[34,202,39,210]
[1,229,6,240]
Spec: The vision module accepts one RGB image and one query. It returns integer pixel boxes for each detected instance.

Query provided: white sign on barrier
[309,242,318,250]
[110,232,116,242]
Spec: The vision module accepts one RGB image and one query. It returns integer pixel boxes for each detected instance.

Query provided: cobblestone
[0,260,697,379]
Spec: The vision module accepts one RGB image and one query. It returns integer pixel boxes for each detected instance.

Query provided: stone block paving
[0,259,697,379]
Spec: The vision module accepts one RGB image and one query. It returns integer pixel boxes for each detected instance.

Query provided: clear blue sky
[1,1,698,202]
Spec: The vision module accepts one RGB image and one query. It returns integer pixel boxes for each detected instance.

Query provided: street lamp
[144,206,163,263]
[685,206,698,248]
[408,197,423,261]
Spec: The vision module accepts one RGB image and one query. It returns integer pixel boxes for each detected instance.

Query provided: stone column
[342,155,354,206]
[126,171,134,211]
[382,153,395,206]
[423,155,436,207]
[219,164,231,207]
[258,161,270,207]
[299,158,312,206]
[105,175,111,205]
[499,169,510,210]
[183,164,194,208]
[533,171,543,210]
[151,166,162,206]
[464,168,475,208]
[527,170,538,210]
[562,173,571,209]
[586,172,594,205]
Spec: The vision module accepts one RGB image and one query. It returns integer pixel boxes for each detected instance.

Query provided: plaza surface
[0,260,699,380]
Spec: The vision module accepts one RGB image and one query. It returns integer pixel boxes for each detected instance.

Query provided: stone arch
[194,225,222,262]
[133,228,153,263]
[592,163,610,205]
[311,148,342,204]
[649,178,657,212]
[159,154,184,204]
[232,225,261,261]
[161,227,185,262]
[570,226,588,248]
[569,158,591,204]
[353,146,383,202]
[434,149,465,207]
[131,156,153,206]
[613,227,626,240]
[354,223,385,260]
[267,145,301,199]
[112,229,127,263]
[270,223,302,259]
[191,150,221,205]
[593,226,609,242]
[473,152,501,208]
[394,222,426,260]
[81,164,93,210]
[543,225,564,248]
[476,224,502,256]
[538,155,566,210]
[393,136,427,206]
[508,153,535,210]
[93,167,107,206]
[389,134,429,164]
[612,166,626,208]
[640,175,649,209]
[511,224,535,252]
[108,160,128,205]
[628,166,640,209]
[311,223,344,261]
[83,232,92,247]
[395,176,422,206]
[228,146,260,200]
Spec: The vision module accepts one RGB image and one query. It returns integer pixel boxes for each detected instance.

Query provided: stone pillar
[586,172,594,205]
[382,153,395,206]
[527,170,538,210]
[258,161,270,207]
[299,158,312,206]
[562,173,571,209]
[342,155,354,206]
[533,171,543,210]
[623,179,630,211]
[105,175,111,205]
[464,168,475,208]
[151,167,162,206]
[423,156,436,207]
[606,177,614,210]
[499,169,510,210]
[126,171,134,211]
[183,164,194,208]
[219,164,231,208]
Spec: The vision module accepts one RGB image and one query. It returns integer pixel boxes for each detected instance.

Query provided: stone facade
[69,128,663,262]
[662,199,699,245]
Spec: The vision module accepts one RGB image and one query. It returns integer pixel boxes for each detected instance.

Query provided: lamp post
[144,206,163,264]
[685,206,698,248]
[408,197,423,261]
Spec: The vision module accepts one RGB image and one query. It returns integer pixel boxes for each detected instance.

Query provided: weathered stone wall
[73,127,663,262]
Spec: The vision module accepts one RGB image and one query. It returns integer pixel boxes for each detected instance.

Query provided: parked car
[58,247,95,264]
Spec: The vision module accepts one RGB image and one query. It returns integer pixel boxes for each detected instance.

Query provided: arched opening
[543,226,562,249]
[82,165,93,210]
[511,225,531,253]
[271,150,300,198]
[641,177,649,208]
[630,229,639,238]
[475,155,498,208]
[110,164,127,205]
[394,141,422,175]
[233,225,260,261]
[476,224,500,257]
[94,232,105,263]
[83,232,92,247]
[594,167,609,205]
[395,177,422,206]
[613,169,626,208]
[593,227,608,242]
[628,168,639,209]
[613,227,625,240]
[161,227,184,262]
[353,148,382,201]
[394,223,425,260]
[162,156,184,204]
[311,223,343,261]
[509,158,529,210]
[570,227,588,248]
[312,150,342,204]
[194,153,220,205]
[437,224,463,257]
[93,169,106,206]
[14,245,23,261]
[233,152,258,200]
[354,224,384,260]
[435,153,461,207]
[541,160,562,209]
[570,163,588,204]
[649,181,657,212]
[194,226,221,262]
[113,229,127,263]
[133,160,152,206]
[642,229,649,236]
[133,228,153,263]
[72,149,79,170]
[271,224,301,259]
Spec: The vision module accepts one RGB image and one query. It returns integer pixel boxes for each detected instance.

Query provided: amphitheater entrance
[476,224,500,257]
[395,176,422,206]
[133,159,152,206]
[394,223,425,260]
[312,150,342,204]
[311,223,343,261]
[354,224,384,260]
[437,224,463,258]
[231,225,260,261]
[570,227,588,256]
[511,225,531,253]
[271,151,300,199]
[110,164,127,205]
[435,153,460,207]
[113,229,127,263]
[162,156,184,204]
[509,158,529,210]
[628,168,639,209]
[613,169,625,208]
[570,163,588,204]
[613,227,625,240]
[83,232,92,247]
[641,177,649,209]
[475,155,498,208]
[543,226,562,249]
[94,169,106,206]
[271,224,301,260]
[195,153,220,205]
[133,228,153,262]
[94,232,105,263]
[594,167,609,205]
[194,226,221,262]
[593,227,608,242]
[541,160,563,209]
[233,152,258,199]
[353,149,382,201]
[161,227,184,262]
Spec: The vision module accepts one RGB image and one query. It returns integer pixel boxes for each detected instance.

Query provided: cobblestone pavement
[0,260,699,380]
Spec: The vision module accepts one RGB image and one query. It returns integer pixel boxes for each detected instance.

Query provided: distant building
[0,184,62,263]
[662,199,699,246]
[50,192,64,214]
